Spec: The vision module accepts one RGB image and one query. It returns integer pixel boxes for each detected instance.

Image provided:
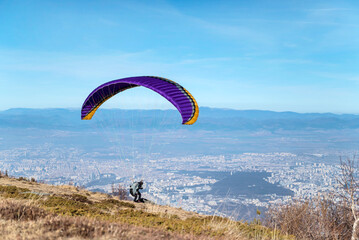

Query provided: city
[0,144,348,220]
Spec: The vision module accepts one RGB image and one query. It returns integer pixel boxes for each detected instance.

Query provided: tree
[264,157,357,239]
[111,183,128,200]
[337,156,359,240]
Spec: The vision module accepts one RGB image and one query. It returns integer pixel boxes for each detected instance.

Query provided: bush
[70,194,92,204]
[0,185,31,197]
[264,195,353,240]
[99,199,135,209]
[111,183,129,200]
[42,195,92,216]
[0,200,48,221]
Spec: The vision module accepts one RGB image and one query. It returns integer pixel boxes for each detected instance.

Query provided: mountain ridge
[1,107,359,130]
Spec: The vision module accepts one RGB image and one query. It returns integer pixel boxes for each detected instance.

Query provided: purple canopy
[81,76,198,125]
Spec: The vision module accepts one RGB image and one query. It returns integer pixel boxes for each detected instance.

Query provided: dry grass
[0,177,111,202]
[0,199,202,240]
[264,195,354,240]
[0,199,47,221]
[0,176,292,240]
[141,201,200,220]
[207,215,294,240]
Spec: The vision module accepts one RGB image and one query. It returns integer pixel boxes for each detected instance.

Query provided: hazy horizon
[2,106,359,116]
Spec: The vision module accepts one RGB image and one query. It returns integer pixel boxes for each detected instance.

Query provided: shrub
[0,200,48,221]
[0,185,31,197]
[42,195,92,216]
[111,183,129,200]
[117,201,136,208]
[264,195,353,240]
[98,199,135,209]
[70,194,92,204]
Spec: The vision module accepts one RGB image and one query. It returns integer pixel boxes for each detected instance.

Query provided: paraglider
[81,76,198,125]
[130,180,144,202]
[81,76,198,203]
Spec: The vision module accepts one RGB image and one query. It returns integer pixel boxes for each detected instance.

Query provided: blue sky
[1,0,359,113]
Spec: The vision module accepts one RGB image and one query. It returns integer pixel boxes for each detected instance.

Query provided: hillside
[0,174,293,240]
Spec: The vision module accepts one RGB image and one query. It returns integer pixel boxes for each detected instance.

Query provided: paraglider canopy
[81,76,198,125]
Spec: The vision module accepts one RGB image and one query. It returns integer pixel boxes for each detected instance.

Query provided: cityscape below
[0,108,358,220]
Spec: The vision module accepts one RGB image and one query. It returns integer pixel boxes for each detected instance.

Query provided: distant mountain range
[1,107,359,131]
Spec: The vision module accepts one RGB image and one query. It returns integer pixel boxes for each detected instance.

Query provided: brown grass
[0,200,47,221]
[264,195,354,240]
[0,176,292,240]
[0,199,203,240]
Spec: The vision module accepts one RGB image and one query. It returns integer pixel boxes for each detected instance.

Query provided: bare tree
[111,183,129,200]
[118,183,128,200]
[264,157,358,240]
[337,156,359,240]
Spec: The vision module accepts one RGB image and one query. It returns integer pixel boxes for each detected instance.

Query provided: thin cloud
[306,8,351,13]
[123,1,272,45]
[178,57,244,65]
[0,49,159,79]
[313,72,359,83]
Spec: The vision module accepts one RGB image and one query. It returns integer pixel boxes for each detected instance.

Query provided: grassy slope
[0,176,294,240]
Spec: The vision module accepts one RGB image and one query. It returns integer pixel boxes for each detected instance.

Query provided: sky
[1,0,359,113]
